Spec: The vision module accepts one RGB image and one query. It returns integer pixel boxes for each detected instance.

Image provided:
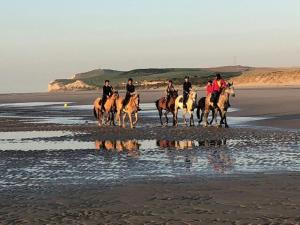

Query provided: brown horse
[122,94,139,128]
[155,90,178,126]
[115,93,124,127]
[93,93,118,127]
[203,82,235,128]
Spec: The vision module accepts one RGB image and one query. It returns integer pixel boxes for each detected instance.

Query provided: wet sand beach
[0,87,300,224]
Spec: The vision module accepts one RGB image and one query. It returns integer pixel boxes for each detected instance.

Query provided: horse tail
[93,107,98,119]
[155,99,159,110]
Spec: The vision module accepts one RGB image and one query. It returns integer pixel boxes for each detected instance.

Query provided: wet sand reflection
[95,140,141,157]
[95,138,234,173]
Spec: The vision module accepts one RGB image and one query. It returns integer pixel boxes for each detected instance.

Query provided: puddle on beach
[0,130,299,188]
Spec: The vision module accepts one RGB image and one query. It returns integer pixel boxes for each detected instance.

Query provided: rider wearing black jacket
[102,80,113,111]
[183,76,192,108]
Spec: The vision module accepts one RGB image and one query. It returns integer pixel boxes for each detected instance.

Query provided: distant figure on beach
[183,76,192,108]
[123,78,141,111]
[102,80,113,111]
[211,74,227,107]
[165,80,176,108]
[206,80,213,96]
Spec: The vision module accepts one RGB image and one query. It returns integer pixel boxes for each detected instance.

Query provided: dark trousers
[123,93,131,107]
[211,91,220,107]
[102,95,108,109]
[183,93,189,107]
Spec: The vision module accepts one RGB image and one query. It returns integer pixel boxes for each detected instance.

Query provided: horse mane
[220,87,226,95]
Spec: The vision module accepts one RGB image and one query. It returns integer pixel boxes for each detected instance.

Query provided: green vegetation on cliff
[51,66,250,91]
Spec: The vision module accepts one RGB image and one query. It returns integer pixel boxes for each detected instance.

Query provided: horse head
[189,90,197,102]
[224,82,235,97]
[171,90,179,98]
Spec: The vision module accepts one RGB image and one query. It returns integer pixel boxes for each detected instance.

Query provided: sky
[1,0,300,93]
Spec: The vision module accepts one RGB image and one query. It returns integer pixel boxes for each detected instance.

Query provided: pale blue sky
[1,0,300,93]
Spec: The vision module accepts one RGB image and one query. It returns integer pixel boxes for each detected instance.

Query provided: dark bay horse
[196,97,215,125]
[155,90,178,126]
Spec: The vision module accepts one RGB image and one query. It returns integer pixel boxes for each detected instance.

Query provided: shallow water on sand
[0,131,299,188]
[0,102,267,126]
[0,102,298,188]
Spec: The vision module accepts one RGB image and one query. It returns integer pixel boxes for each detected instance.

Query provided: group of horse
[93,92,139,128]
[93,82,235,128]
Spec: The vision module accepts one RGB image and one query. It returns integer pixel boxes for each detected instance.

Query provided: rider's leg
[123,94,130,108]
[101,95,107,111]
[183,94,188,108]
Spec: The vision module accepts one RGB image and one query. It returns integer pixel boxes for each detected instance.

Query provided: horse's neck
[105,97,114,109]
[219,92,229,102]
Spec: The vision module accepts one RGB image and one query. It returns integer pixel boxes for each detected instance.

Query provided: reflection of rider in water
[207,149,234,173]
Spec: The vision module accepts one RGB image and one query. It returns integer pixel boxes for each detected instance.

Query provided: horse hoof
[225,125,229,128]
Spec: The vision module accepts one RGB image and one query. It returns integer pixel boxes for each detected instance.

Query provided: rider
[183,76,192,108]
[165,80,176,107]
[123,78,141,111]
[211,74,227,107]
[206,80,213,96]
[102,80,113,111]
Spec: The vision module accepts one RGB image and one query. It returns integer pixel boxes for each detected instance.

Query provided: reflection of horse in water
[156,140,196,150]
[198,139,227,147]
[95,139,140,157]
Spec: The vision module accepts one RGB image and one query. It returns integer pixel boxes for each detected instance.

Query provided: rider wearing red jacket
[206,80,213,96]
[211,74,227,107]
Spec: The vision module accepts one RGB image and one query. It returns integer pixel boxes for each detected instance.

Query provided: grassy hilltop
[48,66,249,91]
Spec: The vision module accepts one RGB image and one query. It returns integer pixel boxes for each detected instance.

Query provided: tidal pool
[0,131,299,189]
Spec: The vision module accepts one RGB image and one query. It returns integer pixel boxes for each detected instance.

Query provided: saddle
[161,97,167,104]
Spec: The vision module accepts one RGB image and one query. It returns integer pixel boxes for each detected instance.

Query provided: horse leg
[133,112,138,126]
[164,110,169,126]
[122,113,127,128]
[111,112,115,126]
[129,113,133,129]
[116,111,121,127]
[223,111,229,128]
[183,111,187,126]
[97,109,102,127]
[158,109,163,125]
[172,111,176,126]
[190,112,194,126]
[204,110,209,127]
[199,109,203,125]
[218,110,225,128]
[209,109,215,125]
[174,107,178,127]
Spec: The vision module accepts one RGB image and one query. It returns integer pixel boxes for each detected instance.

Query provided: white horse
[174,90,197,126]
